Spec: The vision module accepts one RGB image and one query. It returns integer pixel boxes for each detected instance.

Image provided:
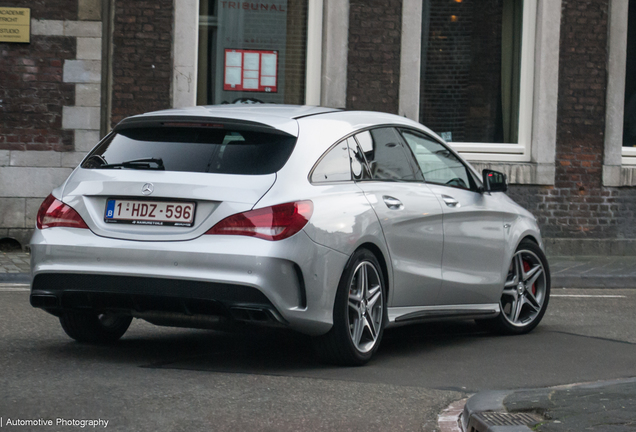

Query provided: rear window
[81,127,297,175]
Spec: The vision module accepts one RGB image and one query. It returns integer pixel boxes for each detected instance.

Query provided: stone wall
[0,0,103,247]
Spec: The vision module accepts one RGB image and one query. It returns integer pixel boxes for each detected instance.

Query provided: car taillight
[206,201,313,241]
[36,194,89,230]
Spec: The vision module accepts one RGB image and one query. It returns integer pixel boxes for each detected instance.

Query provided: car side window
[311,139,352,183]
[346,137,369,180]
[354,128,417,181]
[400,129,474,190]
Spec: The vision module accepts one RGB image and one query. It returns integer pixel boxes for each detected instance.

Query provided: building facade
[0,0,635,254]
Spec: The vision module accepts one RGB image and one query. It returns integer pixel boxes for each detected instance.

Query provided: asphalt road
[1,286,635,431]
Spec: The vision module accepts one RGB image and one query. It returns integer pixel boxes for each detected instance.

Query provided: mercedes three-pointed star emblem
[141,183,154,195]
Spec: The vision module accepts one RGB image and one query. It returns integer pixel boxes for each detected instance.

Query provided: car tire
[312,249,387,366]
[59,311,133,343]
[481,239,551,335]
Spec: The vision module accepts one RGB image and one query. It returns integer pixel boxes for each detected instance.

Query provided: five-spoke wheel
[347,261,384,353]
[482,239,550,334]
[312,249,386,365]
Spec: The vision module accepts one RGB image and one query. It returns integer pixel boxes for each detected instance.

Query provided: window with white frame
[418,0,536,162]
[196,0,309,105]
[604,0,636,179]
[623,1,636,165]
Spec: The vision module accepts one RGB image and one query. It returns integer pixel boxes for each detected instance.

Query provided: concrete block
[543,238,636,257]
[64,20,102,37]
[77,37,102,60]
[0,198,26,228]
[610,240,636,256]
[61,152,88,168]
[31,19,64,36]
[0,167,73,198]
[26,198,43,229]
[63,60,102,83]
[7,229,33,250]
[602,165,622,187]
[10,151,62,167]
[75,130,101,152]
[78,0,102,21]
[63,106,100,130]
[0,151,9,167]
[75,83,101,106]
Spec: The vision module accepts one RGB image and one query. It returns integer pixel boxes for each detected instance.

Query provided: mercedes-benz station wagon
[30,105,550,365]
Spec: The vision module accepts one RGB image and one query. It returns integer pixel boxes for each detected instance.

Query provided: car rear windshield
[81,126,297,175]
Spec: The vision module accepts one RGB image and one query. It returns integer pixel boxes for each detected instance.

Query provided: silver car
[30,105,550,365]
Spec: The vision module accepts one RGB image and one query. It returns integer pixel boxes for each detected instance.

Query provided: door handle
[442,195,460,208]
[382,196,403,210]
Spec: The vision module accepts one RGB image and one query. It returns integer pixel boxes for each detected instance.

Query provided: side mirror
[482,169,508,193]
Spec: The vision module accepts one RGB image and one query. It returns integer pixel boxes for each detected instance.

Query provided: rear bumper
[30,228,349,335]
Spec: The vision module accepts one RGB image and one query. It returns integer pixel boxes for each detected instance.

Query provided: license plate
[104,199,196,227]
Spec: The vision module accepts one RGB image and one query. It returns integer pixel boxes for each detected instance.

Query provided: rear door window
[82,126,296,175]
[311,140,352,183]
[354,128,418,181]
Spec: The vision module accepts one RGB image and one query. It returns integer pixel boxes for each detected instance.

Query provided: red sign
[223,49,278,93]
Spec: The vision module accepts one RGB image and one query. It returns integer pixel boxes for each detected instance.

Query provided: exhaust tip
[30,294,58,308]
[230,307,282,324]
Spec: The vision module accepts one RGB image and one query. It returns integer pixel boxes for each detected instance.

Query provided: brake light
[36,194,89,230]
[206,201,313,241]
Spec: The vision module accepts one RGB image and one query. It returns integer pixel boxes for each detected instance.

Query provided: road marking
[552,294,626,298]
[0,284,29,292]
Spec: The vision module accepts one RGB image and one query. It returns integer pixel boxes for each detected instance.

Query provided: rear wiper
[99,158,165,170]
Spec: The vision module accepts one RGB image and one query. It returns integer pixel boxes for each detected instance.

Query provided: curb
[462,391,537,432]
[0,273,31,284]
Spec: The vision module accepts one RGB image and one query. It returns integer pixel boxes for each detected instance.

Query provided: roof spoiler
[113,115,295,137]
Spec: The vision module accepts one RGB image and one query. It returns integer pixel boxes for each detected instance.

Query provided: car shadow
[43,318,491,371]
[36,317,636,390]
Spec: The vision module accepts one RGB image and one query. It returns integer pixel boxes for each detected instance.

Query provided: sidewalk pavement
[2,252,634,287]
[462,378,636,432]
[550,256,636,288]
[0,251,30,283]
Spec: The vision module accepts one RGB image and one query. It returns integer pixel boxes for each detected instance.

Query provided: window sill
[603,164,636,187]
[467,161,555,185]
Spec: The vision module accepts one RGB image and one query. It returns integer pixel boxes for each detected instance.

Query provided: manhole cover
[476,411,540,426]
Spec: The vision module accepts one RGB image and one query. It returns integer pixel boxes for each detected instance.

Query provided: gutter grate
[476,411,540,426]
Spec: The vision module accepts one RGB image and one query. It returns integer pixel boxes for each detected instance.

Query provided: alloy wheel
[347,261,384,353]
[500,249,547,327]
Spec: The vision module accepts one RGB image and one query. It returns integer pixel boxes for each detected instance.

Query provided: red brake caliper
[523,260,536,295]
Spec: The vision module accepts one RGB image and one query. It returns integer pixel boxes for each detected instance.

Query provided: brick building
[0,0,635,255]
